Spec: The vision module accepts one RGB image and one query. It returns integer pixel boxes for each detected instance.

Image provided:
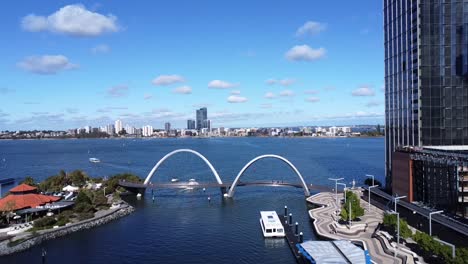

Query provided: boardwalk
[307,192,421,264]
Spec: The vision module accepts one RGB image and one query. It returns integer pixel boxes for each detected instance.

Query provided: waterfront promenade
[307,192,422,264]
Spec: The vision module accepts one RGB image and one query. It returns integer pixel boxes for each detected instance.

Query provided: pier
[277,210,306,264]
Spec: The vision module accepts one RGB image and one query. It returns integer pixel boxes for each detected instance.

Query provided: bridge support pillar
[220,187,227,196]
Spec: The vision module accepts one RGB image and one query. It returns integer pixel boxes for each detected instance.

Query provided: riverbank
[0,202,134,256]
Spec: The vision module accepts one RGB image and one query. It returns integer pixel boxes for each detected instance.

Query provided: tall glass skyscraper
[196,107,208,131]
[384,0,468,189]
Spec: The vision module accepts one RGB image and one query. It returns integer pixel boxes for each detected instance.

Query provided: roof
[9,183,37,193]
[16,201,75,215]
[297,240,371,264]
[260,211,283,229]
[0,193,60,211]
[424,145,468,151]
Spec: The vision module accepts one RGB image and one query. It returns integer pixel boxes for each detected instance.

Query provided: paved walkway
[307,191,419,264]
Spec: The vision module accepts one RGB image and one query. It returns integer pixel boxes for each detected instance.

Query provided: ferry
[259,211,285,238]
[89,158,101,163]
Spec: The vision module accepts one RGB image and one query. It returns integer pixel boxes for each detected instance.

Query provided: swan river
[0,137,384,264]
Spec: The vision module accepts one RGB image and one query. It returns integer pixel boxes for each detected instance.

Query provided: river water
[0,137,384,264]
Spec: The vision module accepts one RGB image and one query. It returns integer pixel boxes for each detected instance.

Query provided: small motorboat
[89,158,101,163]
[171,178,179,183]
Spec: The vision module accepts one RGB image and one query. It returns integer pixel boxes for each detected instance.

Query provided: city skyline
[1,1,384,130]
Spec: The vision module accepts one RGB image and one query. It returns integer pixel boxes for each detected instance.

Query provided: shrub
[33,216,57,229]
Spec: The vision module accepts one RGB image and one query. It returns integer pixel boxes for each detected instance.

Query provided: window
[266,229,272,233]
[277,229,283,233]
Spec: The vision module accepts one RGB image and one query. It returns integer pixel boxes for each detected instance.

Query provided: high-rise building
[142,125,153,137]
[105,124,115,135]
[202,119,211,131]
[165,122,171,133]
[187,119,196,130]
[384,0,468,190]
[115,120,123,134]
[196,107,207,130]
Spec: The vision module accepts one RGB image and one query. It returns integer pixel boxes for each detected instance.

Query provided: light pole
[393,195,406,213]
[368,185,379,212]
[429,210,443,236]
[103,187,107,197]
[389,211,400,257]
[337,183,347,203]
[365,174,375,186]
[328,178,344,206]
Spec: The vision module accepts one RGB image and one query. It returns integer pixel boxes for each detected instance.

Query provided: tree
[383,213,412,239]
[20,176,37,187]
[75,191,92,205]
[340,191,364,221]
[68,170,89,187]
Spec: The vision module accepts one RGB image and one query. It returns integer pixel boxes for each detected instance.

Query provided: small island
[0,170,142,255]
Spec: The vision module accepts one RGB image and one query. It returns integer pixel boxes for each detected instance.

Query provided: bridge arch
[227,154,310,197]
[144,149,223,185]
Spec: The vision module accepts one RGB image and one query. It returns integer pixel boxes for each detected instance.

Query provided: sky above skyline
[0,1,384,130]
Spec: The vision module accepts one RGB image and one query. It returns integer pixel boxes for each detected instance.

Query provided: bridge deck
[118,181,332,193]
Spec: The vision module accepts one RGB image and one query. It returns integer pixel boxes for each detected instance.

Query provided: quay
[306,191,423,264]
[277,209,306,264]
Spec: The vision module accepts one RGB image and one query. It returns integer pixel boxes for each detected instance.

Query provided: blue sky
[0,1,384,130]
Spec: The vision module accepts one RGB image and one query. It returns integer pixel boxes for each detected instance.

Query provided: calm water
[0,137,384,264]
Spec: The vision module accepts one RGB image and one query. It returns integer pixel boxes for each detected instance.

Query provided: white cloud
[152,75,185,86]
[17,55,78,74]
[230,90,241,95]
[279,90,295,97]
[352,86,375,96]
[304,89,319,95]
[208,80,238,89]
[305,96,320,103]
[91,44,110,54]
[144,94,153,100]
[107,85,128,98]
[227,95,248,103]
[21,4,120,37]
[173,85,192,94]
[264,92,276,99]
[265,78,296,86]
[296,21,326,37]
[285,45,326,62]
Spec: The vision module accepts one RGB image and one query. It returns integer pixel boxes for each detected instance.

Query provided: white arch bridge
[119,149,331,197]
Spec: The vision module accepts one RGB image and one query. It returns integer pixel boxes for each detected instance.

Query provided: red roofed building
[0,183,60,212]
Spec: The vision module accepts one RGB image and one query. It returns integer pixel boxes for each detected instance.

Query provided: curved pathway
[307,192,419,264]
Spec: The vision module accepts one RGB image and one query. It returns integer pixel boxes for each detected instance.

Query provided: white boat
[259,211,285,238]
[171,178,179,183]
[89,158,101,163]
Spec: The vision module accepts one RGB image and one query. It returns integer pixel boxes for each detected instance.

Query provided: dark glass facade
[196,107,207,131]
[384,0,468,189]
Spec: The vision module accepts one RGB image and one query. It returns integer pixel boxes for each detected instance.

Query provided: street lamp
[365,174,375,186]
[388,210,400,257]
[103,187,107,197]
[328,178,344,206]
[337,183,347,203]
[368,185,379,212]
[393,195,407,213]
[429,210,444,236]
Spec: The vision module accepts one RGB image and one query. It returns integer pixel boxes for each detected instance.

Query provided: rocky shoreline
[0,204,135,256]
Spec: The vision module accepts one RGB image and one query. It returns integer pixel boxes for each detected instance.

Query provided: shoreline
[0,135,384,141]
[0,202,135,256]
